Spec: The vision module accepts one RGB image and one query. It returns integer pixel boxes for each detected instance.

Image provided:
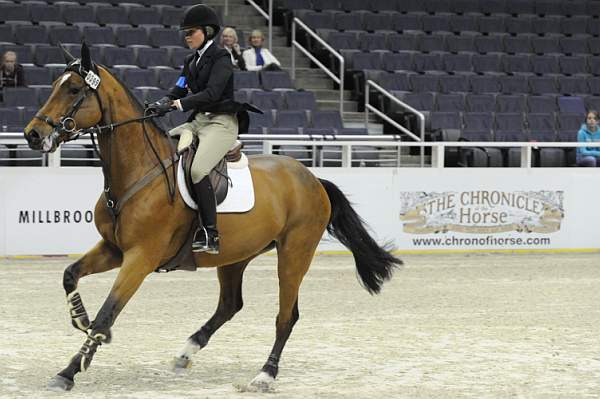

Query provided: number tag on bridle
[85,70,101,90]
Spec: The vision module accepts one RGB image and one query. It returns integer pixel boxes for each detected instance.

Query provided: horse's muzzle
[24,128,43,151]
[24,128,58,153]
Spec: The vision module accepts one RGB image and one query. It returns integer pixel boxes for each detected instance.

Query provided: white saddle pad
[177,153,255,213]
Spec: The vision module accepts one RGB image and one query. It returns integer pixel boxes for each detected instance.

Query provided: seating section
[279,0,600,166]
[1,0,357,168]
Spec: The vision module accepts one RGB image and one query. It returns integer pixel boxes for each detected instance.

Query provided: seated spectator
[0,51,25,92]
[577,110,600,167]
[220,26,246,70]
[242,29,281,71]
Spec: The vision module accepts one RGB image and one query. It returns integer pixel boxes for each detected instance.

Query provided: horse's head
[24,43,103,153]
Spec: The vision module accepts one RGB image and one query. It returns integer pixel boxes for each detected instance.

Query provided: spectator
[242,29,281,71]
[219,26,246,70]
[0,51,25,89]
[576,110,600,167]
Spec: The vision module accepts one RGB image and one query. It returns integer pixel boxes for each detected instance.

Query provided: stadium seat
[148,27,182,48]
[3,87,38,107]
[14,25,47,45]
[29,4,62,24]
[115,27,150,47]
[157,69,181,90]
[284,91,317,111]
[502,54,532,75]
[430,111,462,130]
[557,96,586,114]
[529,76,559,95]
[409,74,440,92]
[62,6,96,25]
[528,95,558,113]
[248,110,274,134]
[251,91,284,111]
[500,75,529,95]
[358,32,387,52]
[1,3,29,22]
[129,7,162,26]
[505,15,534,35]
[478,16,506,35]
[558,76,589,96]
[439,75,471,94]
[443,53,473,74]
[466,93,496,112]
[496,94,526,113]
[413,53,443,73]
[34,46,65,66]
[136,47,171,68]
[96,7,129,25]
[22,66,53,86]
[470,75,501,94]
[260,71,294,91]
[401,92,436,111]
[234,71,261,90]
[495,112,525,133]
[82,26,116,46]
[103,47,137,67]
[48,25,82,46]
[474,35,504,54]
[382,52,414,72]
[436,93,465,112]
[363,12,393,32]
[122,69,158,89]
[503,34,533,54]
[271,110,308,135]
[446,34,476,54]
[472,54,502,74]
[421,14,452,33]
[334,11,365,32]
[420,33,448,53]
[160,6,184,27]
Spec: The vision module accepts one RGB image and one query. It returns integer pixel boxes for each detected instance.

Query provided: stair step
[343,111,379,123]
[310,89,353,101]
[295,76,335,89]
[223,15,266,27]
[317,100,358,112]
[284,67,328,78]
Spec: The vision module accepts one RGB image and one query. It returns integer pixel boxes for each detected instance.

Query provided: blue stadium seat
[14,25,47,45]
[251,91,284,111]
[35,46,66,66]
[271,110,308,135]
[157,69,182,90]
[115,27,150,47]
[439,75,471,94]
[248,110,274,134]
[234,71,261,90]
[496,94,526,113]
[260,71,294,91]
[3,87,38,107]
[284,91,317,110]
[63,5,96,25]
[49,25,82,46]
[96,6,129,25]
[136,47,171,68]
[129,7,162,26]
[436,93,465,112]
[466,93,496,112]
[471,75,501,94]
[102,47,137,67]
[122,69,158,89]
[82,26,116,46]
[528,95,557,113]
[148,27,182,48]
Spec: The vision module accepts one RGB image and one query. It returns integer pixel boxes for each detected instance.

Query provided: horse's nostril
[29,129,41,141]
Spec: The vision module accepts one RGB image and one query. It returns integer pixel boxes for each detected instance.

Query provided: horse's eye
[69,87,81,95]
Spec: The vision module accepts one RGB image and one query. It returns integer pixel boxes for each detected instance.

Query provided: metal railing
[365,79,425,167]
[291,17,344,115]
[3,134,600,168]
[241,0,273,52]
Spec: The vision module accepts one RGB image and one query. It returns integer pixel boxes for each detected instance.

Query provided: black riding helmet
[180,4,221,39]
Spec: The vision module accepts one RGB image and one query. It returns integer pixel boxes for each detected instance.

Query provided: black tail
[319,179,402,295]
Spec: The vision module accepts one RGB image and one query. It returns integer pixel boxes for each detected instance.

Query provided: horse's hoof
[171,356,192,372]
[248,371,275,392]
[47,375,74,392]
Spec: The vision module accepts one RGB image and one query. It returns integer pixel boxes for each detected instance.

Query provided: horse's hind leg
[64,240,122,332]
[173,259,250,370]
[250,228,321,391]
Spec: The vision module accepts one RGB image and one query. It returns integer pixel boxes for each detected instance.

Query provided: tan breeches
[169,112,238,183]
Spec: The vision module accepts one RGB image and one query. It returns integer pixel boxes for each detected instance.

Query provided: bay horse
[23,43,401,392]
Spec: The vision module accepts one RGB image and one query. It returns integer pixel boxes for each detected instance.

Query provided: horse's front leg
[49,247,158,391]
[64,239,122,333]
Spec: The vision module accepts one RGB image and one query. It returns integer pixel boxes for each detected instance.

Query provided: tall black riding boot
[191,177,220,254]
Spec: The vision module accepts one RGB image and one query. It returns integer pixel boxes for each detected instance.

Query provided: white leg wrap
[250,371,275,390]
[176,339,200,359]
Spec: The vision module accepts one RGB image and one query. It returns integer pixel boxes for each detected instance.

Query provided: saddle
[155,137,243,274]
[182,136,242,205]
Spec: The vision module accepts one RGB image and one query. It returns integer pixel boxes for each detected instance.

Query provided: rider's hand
[146,97,175,116]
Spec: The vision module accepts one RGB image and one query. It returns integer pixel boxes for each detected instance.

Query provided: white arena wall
[0,167,598,256]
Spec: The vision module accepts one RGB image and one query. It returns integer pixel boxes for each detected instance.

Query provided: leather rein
[34,61,178,225]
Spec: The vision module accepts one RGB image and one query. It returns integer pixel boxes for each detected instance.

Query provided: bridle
[34,60,159,147]
[34,59,178,224]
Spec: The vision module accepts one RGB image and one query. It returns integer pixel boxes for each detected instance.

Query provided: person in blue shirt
[577,110,600,167]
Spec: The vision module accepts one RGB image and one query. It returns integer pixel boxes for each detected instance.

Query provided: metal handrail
[243,0,273,51]
[365,79,425,167]
[291,17,344,115]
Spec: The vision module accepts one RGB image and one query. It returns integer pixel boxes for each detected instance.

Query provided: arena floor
[1,252,599,398]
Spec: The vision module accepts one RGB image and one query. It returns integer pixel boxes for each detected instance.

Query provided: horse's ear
[58,42,75,64]
[81,42,92,71]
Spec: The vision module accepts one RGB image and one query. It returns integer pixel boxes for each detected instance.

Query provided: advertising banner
[0,167,598,255]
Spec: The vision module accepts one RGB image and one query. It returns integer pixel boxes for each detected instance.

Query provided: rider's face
[184,28,206,50]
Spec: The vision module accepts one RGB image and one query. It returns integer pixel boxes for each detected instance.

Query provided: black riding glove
[146,97,175,116]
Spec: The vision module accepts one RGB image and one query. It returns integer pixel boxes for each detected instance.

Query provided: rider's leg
[189,113,238,254]
[191,176,219,253]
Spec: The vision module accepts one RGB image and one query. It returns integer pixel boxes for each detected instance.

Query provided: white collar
[196,40,214,61]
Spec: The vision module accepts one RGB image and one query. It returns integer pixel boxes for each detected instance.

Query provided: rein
[36,61,178,226]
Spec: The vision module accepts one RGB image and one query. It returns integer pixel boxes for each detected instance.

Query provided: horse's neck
[98,92,173,196]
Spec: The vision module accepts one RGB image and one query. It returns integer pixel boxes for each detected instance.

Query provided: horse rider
[146,4,255,254]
